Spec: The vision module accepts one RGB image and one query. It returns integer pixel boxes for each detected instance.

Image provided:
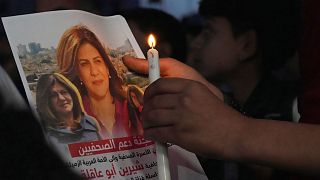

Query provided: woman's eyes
[94,58,103,64]
[79,58,103,66]
[50,93,58,99]
[60,90,68,95]
[79,61,89,67]
[50,90,69,99]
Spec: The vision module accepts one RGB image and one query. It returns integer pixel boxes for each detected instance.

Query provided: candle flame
[148,34,156,48]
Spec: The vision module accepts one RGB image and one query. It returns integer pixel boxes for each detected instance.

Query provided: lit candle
[147,34,171,180]
[147,34,160,83]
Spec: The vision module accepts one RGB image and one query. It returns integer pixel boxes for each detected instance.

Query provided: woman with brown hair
[36,73,101,153]
[56,24,142,138]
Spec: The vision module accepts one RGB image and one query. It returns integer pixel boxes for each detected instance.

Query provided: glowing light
[148,34,156,48]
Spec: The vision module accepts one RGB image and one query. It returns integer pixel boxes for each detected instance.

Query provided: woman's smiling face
[50,82,73,116]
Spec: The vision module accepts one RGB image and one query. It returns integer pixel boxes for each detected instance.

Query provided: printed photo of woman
[36,73,102,155]
[56,24,143,138]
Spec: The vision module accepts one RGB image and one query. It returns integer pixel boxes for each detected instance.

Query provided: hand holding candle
[147,34,171,180]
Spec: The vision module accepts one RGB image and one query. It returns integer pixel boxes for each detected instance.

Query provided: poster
[2,10,207,180]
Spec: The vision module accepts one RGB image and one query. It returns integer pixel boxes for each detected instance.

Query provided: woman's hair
[36,73,82,130]
[56,24,125,99]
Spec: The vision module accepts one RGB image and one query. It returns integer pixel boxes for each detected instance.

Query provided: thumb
[122,56,149,74]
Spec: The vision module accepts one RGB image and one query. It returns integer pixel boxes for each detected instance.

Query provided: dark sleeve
[298,0,320,123]
[0,110,83,180]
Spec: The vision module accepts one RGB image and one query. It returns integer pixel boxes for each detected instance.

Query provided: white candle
[147,34,171,180]
[147,50,160,83]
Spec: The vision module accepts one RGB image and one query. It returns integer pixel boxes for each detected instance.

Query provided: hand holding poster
[2,10,208,180]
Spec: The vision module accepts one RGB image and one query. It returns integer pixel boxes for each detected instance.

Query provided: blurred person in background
[186,0,302,178]
[181,14,204,64]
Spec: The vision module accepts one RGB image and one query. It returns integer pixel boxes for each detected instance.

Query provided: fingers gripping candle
[147,34,171,180]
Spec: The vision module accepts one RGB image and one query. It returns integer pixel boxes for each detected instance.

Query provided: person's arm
[237,116,320,176]
[123,56,320,176]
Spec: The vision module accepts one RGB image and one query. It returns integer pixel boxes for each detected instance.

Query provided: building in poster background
[2,10,208,180]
